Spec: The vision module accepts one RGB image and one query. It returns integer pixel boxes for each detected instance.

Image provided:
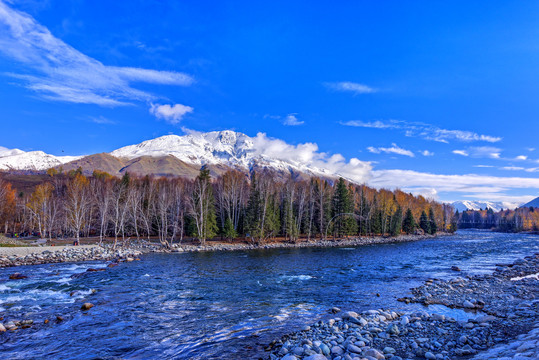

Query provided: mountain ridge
[451,200,519,212]
[521,196,539,209]
[0,130,370,183]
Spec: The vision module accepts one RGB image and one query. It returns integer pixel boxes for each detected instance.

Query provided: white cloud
[282,114,304,126]
[324,81,377,94]
[453,150,469,156]
[342,120,393,129]
[367,143,415,157]
[250,133,372,183]
[341,119,501,143]
[515,155,528,160]
[150,103,193,124]
[0,2,193,106]
[467,146,502,159]
[501,166,525,171]
[369,169,539,204]
[453,146,501,159]
[421,150,434,156]
[90,116,116,125]
[473,165,494,168]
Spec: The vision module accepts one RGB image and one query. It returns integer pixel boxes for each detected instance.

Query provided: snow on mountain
[452,200,519,212]
[0,147,81,171]
[110,130,372,182]
[521,196,539,208]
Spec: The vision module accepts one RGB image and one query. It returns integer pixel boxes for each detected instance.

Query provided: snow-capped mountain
[0,146,81,171]
[0,130,371,182]
[109,130,370,181]
[452,200,519,212]
[111,131,256,166]
[521,196,539,209]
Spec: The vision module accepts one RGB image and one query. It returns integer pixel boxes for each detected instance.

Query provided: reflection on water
[0,230,538,359]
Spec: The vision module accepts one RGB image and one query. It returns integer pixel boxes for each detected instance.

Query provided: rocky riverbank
[0,233,450,267]
[0,244,144,268]
[265,253,539,360]
[172,233,450,253]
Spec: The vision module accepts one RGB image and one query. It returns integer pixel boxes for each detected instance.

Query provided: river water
[0,230,538,359]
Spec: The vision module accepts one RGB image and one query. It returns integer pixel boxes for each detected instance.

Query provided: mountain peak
[521,196,539,208]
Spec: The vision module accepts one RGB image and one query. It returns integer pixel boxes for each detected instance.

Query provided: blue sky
[1,0,539,205]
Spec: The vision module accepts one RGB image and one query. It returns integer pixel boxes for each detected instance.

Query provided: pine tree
[449,210,458,233]
[358,187,370,236]
[428,208,437,234]
[402,208,416,234]
[223,217,237,240]
[331,178,355,237]
[371,209,382,235]
[419,210,430,234]
[246,172,262,240]
[390,205,402,237]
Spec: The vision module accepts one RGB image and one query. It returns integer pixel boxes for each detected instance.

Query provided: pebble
[267,253,539,360]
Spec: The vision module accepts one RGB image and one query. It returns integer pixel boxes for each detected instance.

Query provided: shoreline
[265,252,539,360]
[0,233,452,268]
[173,233,452,253]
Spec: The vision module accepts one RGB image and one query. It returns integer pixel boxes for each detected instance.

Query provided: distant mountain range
[451,200,520,212]
[2,132,537,210]
[0,146,81,171]
[0,130,353,181]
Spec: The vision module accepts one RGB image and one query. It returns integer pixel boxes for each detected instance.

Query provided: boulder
[81,303,94,310]
[365,348,385,359]
[303,355,328,360]
[8,273,27,280]
[341,311,359,319]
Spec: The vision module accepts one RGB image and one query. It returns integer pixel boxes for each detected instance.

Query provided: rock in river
[81,303,94,311]
[8,272,27,280]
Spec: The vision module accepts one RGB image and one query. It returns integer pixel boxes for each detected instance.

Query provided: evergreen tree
[371,209,382,235]
[419,210,430,234]
[331,178,356,237]
[246,172,262,239]
[265,195,280,239]
[402,208,416,234]
[223,217,237,240]
[449,210,459,233]
[428,208,437,234]
[358,188,370,236]
[390,205,403,236]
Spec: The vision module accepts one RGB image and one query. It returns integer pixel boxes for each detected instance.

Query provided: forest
[0,167,456,248]
[457,207,539,232]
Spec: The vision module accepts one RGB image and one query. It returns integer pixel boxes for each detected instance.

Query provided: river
[0,230,538,359]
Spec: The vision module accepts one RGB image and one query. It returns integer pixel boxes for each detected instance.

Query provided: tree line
[0,167,455,248]
[457,207,539,232]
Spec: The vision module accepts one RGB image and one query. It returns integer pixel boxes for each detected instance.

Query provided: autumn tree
[26,182,55,239]
[0,179,16,234]
[65,173,91,244]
